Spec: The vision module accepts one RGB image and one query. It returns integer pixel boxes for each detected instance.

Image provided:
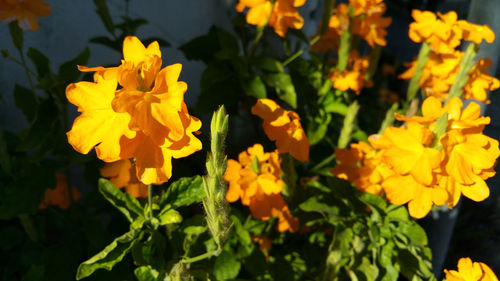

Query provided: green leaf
[58,48,90,84]
[98,178,144,223]
[17,98,58,151]
[263,73,297,108]
[13,84,38,122]
[134,266,159,281]
[299,196,340,218]
[254,57,284,72]
[76,229,140,280]
[214,27,239,60]
[27,48,50,76]
[159,176,204,209]
[93,0,114,34]
[8,22,23,50]
[158,209,182,225]
[213,249,241,280]
[320,93,349,115]
[307,112,331,145]
[179,26,219,62]
[398,223,428,246]
[241,75,267,99]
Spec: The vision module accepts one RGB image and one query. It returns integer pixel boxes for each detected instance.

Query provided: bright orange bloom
[329,51,370,94]
[457,20,495,45]
[100,159,148,198]
[251,99,309,162]
[236,0,305,37]
[224,144,299,232]
[251,234,272,259]
[40,173,81,210]
[463,58,500,103]
[67,36,202,185]
[0,0,50,31]
[332,141,392,195]
[409,10,462,54]
[444,257,499,281]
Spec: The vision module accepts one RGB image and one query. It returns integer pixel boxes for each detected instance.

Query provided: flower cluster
[444,257,498,281]
[235,0,305,37]
[66,36,202,185]
[333,96,499,218]
[0,0,50,31]
[400,10,499,103]
[224,144,299,232]
[328,50,371,94]
[313,0,391,52]
[251,98,309,162]
[100,160,148,198]
[40,173,81,210]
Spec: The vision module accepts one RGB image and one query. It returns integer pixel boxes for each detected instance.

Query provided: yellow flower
[329,50,371,94]
[224,144,299,233]
[444,257,499,281]
[463,58,500,103]
[251,99,309,162]
[350,0,391,47]
[100,159,148,198]
[457,20,495,44]
[236,0,305,37]
[409,10,462,54]
[40,173,81,210]
[0,0,50,31]
[67,36,202,185]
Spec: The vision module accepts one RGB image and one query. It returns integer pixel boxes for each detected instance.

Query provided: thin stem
[282,35,320,66]
[148,184,153,220]
[18,49,36,93]
[181,250,219,264]
[446,43,478,103]
[320,0,336,36]
[310,153,336,173]
[378,102,398,134]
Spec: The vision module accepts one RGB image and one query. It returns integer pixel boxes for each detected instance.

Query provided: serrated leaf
[8,22,23,50]
[241,75,267,99]
[98,178,144,223]
[27,48,50,76]
[76,229,140,280]
[159,176,204,210]
[13,84,38,122]
[134,266,159,281]
[93,0,114,34]
[58,48,90,84]
[214,249,241,280]
[263,72,297,108]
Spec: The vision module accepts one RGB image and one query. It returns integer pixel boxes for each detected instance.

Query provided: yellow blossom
[444,257,499,281]
[100,159,148,198]
[67,36,202,185]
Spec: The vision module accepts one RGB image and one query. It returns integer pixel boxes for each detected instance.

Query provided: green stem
[365,45,381,82]
[336,5,354,72]
[18,49,36,93]
[378,102,398,134]
[446,43,479,103]
[181,250,220,264]
[283,35,321,66]
[310,153,336,173]
[406,42,430,101]
[320,0,336,36]
[148,184,153,220]
[337,100,360,148]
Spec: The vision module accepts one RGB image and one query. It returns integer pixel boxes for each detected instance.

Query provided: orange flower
[463,58,500,103]
[236,0,305,37]
[350,0,391,47]
[67,36,202,185]
[224,144,299,232]
[100,159,148,198]
[251,99,309,162]
[40,173,81,210]
[409,10,462,54]
[251,234,272,259]
[444,257,499,281]
[329,51,370,94]
[0,0,50,31]
[457,20,495,44]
